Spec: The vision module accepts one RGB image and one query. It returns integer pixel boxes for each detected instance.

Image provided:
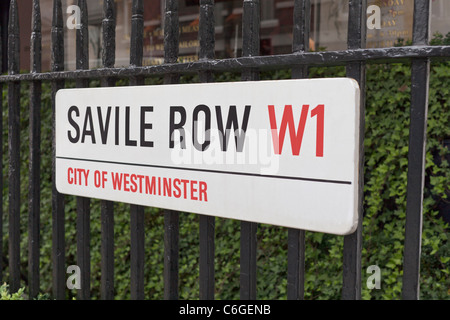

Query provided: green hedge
[1,35,449,300]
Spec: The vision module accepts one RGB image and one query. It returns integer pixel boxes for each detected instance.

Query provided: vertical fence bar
[75,0,91,300]
[402,0,431,300]
[7,0,21,294]
[240,221,257,300]
[0,13,3,285]
[51,0,65,300]
[287,230,305,299]
[129,0,145,300]
[100,0,116,301]
[164,210,179,300]
[198,0,215,300]
[28,0,42,299]
[101,199,115,299]
[76,195,91,299]
[130,204,145,300]
[199,214,215,299]
[240,0,259,300]
[291,0,310,79]
[163,0,180,301]
[287,0,310,301]
[342,0,366,300]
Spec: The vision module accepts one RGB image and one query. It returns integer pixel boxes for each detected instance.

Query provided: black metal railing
[0,0,448,300]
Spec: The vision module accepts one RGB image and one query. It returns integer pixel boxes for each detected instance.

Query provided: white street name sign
[56,78,360,235]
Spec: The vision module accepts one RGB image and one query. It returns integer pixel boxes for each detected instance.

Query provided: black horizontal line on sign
[56,156,352,185]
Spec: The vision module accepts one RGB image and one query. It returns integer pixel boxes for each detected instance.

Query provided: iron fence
[0,0,449,300]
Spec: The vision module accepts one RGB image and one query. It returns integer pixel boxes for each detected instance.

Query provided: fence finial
[76,0,89,71]
[102,0,116,68]
[0,23,2,73]
[164,0,179,65]
[130,0,143,67]
[52,0,63,29]
[31,0,42,73]
[51,0,64,72]
[292,0,310,54]
[132,0,144,15]
[8,0,20,75]
[32,0,41,33]
[199,0,215,61]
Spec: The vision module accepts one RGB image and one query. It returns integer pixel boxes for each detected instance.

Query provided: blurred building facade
[1,0,449,72]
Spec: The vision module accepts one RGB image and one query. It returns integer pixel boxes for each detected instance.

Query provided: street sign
[56,78,360,235]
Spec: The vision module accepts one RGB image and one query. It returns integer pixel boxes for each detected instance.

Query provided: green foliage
[0,283,25,300]
[362,59,450,299]
[1,35,449,300]
[430,32,450,46]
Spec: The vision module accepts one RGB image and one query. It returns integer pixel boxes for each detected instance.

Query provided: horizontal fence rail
[0,0,448,301]
[0,46,449,83]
